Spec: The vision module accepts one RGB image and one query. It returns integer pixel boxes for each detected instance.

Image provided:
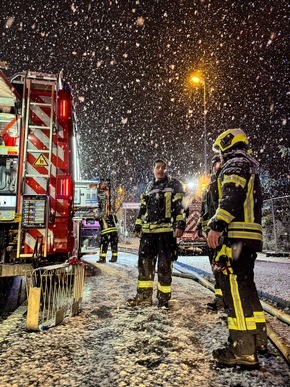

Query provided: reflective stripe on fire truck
[21,78,54,257]
[185,209,199,232]
[25,99,66,217]
[24,228,53,253]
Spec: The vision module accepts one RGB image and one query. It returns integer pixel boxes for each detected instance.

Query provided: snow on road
[108,243,290,302]
[0,251,290,386]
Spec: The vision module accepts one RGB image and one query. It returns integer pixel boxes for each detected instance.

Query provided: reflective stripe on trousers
[137,232,175,302]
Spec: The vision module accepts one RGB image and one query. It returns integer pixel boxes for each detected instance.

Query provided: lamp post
[191,75,208,175]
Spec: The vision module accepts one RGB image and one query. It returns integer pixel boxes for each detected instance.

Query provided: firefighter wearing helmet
[207,128,267,368]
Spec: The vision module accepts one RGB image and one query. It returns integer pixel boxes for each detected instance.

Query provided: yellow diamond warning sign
[34,154,48,166]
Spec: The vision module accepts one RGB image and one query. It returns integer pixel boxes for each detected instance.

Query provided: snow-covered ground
[0,249,289,387]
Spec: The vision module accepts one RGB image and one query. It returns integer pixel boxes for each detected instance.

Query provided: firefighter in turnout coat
[207,128,267,368]
[127,159,186,308]
[196,155,224,311]
[97,211,118,263]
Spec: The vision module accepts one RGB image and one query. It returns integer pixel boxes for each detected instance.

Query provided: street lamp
[190,74,208,175]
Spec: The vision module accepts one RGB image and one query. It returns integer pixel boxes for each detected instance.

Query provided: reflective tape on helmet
[213,128,248,152]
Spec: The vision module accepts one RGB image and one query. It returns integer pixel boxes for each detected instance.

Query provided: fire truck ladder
[17,72,57,260]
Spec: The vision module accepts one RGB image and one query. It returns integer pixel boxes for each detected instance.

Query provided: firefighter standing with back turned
[97,211,119,263]
[207,128,267,368]
[127,159,186,308]
[196,154,224,311]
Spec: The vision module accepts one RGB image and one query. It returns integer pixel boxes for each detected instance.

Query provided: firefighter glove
[213,244,232,274]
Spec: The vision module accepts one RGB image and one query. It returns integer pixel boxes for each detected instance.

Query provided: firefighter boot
[212,347,258,368]
[127,294,152,307]
[206,296,224,311]
[158,299,169,309]
[97,255,106,263]
[255,323,268,354]
[109,254,117,262]
[213,331,258,368]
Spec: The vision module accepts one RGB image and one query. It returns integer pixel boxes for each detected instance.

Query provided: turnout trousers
[136,232,176,303]
[100,232,118,260]
[209,247,223,298]
[219,245,267,355]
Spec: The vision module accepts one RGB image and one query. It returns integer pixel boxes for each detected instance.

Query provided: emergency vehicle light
[58,98,69,120]
[57,177,73,199]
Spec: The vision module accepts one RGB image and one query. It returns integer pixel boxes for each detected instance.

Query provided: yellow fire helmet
[213,128,249,153]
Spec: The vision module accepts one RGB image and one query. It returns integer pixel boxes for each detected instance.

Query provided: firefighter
[207,128,267,368]
[196,154,224,311]
[127,158,186,308]
[97,211,119,263]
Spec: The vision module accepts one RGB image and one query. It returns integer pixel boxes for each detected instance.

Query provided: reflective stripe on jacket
[135,176,186,234]
[208,150,263,251]
[100,214,118,235]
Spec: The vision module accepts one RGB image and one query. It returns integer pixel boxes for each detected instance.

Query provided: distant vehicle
[80,219,101,251]
[177,198,208,256]
[73,180,110,257]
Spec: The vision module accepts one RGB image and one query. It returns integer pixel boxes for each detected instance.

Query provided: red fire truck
[0,69,106,277]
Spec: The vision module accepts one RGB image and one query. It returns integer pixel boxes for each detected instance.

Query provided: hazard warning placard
[34,154,48,166]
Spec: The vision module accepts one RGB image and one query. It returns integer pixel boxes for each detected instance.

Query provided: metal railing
[26,262,84,331]
[263,195,290,252]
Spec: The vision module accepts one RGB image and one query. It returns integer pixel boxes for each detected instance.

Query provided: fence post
[26,287,41,331]
[72,264,85,316]
[270,197,278,251]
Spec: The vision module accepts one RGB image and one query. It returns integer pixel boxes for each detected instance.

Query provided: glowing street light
[190,73,208,175]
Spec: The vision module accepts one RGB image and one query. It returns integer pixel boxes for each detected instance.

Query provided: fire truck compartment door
[0,195,16,220]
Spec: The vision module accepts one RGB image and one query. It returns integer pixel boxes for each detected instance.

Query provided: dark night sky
[1,0,289,199]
